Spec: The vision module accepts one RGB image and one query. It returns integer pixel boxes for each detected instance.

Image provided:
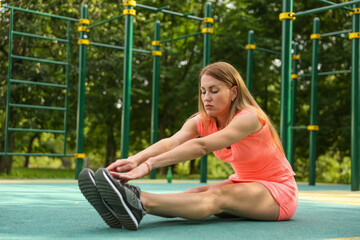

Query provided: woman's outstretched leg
[140,182,280,221]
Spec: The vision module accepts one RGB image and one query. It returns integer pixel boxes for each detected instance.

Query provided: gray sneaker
[95,168,146,231]
[78,168,122,228]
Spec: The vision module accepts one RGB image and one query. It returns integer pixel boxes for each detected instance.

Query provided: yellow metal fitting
[202,17,214,24]
[123,9,136,16]
[291,74,298,79]
[350,8,360,16]
[349,32,360,40]
[77,39,89,45]
[310,34,321,40]
[307,125,319,131]
[292,54,300,60]
[78,26,90,33]
[245,44,256,50]
[152,51,162,56]
[202,28,213,34]
[151,41,162,46]
[123,0,136,7]
[79,19,90,25]
[279,12,296,21]
[75,153,86,158]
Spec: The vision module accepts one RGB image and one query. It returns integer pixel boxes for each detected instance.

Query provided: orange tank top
[195,109,295,182]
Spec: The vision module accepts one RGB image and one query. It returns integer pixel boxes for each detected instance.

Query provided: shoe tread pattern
[78,170,122,228]
[95,169,139,230]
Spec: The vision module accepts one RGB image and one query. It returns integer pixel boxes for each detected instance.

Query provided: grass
[0,167,207,180]
[0,168,76,179]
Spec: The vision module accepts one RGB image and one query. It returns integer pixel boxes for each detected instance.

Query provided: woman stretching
[78,62,298,230]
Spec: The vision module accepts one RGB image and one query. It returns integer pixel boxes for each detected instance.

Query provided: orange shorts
[258,176,298,221]
[230,176,298,221]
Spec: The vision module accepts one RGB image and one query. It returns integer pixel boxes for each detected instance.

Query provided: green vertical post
[246,30,255,93]
[75,5,88,179]
[120,3,135,159]
[149,21,161,179]
[4,8,14,154]
[309,18,320,186]
[280,0,294,158]
[289,42,299,169]
[63,20,71,156]
[200,2,212,183]
[351,4,360,191]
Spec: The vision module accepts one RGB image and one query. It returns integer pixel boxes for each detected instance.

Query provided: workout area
[0,0,360,239]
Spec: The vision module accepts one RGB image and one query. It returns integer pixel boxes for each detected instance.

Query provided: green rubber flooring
[0,180,359,240]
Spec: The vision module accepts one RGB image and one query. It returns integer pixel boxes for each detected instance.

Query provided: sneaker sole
[78,169,122,228]
[95,169,139,230]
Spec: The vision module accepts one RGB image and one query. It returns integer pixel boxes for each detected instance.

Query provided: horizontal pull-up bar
[295,0,360,17]
[160,32,202,44]
[315,0,354,12]
[13,31,68,43]
[2,4,78,22]
[256,47,281,56]
[320,29,352,38]
[89,41,151,54]
[136,4,204,21]
[88,14,124,29]
[299,70,351,77]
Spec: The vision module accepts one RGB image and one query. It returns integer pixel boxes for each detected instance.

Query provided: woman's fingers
[106,159,123,171]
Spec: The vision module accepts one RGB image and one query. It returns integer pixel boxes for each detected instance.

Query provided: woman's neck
[215,116,229,130]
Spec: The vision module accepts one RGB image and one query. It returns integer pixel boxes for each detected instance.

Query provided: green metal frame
[76,3,210,182]
[280,0,293,159]
[200,2,212,183]
[282,0,360,190]
[351,3,360,191]
[149,21,161,179]
[2,5,77,164]
[246,30,254,93]
[289,42,299,168]
[120,3,135,159]
[75,5,88,179]
[309,18,320,186]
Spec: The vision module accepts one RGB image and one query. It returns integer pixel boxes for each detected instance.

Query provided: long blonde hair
[198,62,285,156]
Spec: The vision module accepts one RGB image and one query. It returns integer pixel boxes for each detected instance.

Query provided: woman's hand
[106,158,138,173]
[109,162,150,182]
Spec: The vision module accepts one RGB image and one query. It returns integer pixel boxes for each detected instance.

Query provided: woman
[78,62,298,231]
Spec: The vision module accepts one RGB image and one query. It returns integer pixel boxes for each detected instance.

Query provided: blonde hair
[198,62,285,156]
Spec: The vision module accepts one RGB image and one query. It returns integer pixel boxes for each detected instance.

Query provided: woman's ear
[231,86,238,100]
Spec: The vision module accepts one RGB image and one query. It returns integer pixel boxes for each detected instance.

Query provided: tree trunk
[0,132,14,175]
[189,159,197,174]
[23,133,39,168]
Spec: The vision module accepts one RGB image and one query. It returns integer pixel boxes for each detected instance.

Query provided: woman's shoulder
[234,109,257,118]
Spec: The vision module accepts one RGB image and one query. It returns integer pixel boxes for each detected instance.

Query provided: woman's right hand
[106,158,138,173]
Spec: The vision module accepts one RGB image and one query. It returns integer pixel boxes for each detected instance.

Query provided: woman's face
[200,74,237,119]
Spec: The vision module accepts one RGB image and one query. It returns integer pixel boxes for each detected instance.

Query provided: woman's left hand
[110,162,149,182]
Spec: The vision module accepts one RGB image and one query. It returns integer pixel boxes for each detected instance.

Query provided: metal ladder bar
[8,128,65,134]
[12,55,68,65]
[10,79,67,88]
[9,103,66,111]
